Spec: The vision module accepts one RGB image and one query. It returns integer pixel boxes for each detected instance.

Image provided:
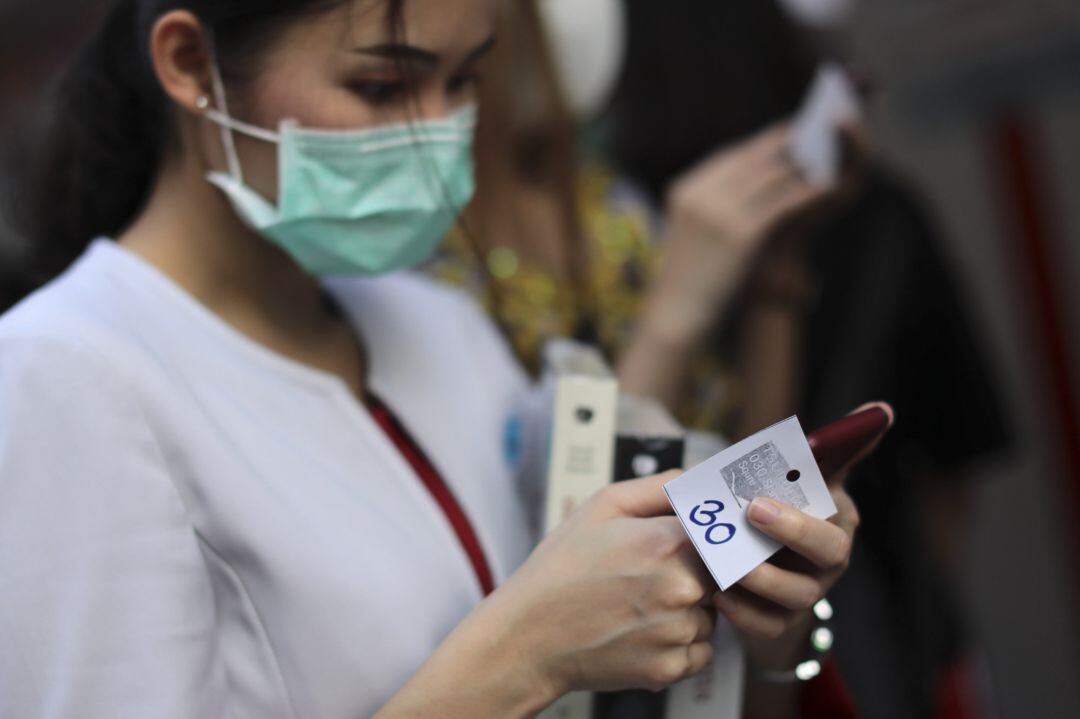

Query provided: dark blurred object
[610,2,1014,716]
[0,1,110,301]
[0,264,34,314]
[611,0,818,201]
[807,404,891,479]
[799,167,1012,719]
[0,2,108,128]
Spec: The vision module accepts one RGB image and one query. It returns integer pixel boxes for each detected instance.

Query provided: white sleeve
[0,335,229,718]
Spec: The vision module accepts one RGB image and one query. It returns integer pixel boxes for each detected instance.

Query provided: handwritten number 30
[689,500,737,546]
[689,501,725,526]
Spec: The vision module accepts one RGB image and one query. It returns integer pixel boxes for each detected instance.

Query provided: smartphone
[807,404,893,478]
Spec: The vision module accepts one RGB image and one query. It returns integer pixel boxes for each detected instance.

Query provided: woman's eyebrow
[465,36,498,62]
[355,43,439,65]
[354,35,497,66]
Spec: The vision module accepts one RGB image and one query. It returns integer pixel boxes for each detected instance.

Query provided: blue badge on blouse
[503,415,523,472]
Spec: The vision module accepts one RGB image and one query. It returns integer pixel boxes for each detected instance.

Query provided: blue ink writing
[689,500,737,546]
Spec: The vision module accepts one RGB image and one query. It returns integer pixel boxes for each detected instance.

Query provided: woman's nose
[413,90,451,122]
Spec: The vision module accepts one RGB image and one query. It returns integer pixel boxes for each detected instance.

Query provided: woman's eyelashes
[447,72,483,96]
[347,73,482,106]
[348,77,409,104]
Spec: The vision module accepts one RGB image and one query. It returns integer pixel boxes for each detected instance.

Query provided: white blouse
[0,240,536,718]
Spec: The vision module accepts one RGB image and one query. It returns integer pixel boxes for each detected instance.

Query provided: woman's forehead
[318,0,496,51]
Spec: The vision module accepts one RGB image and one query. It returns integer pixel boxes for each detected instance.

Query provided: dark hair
[19,0,404,281]
[610,0,818,201]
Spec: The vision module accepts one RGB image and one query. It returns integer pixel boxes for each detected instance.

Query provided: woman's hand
[375,471,717,719]
[715,484,859,668]
[492,471,719,697]
[619,123,854,407]
[649,123,837,339]
[714,485,861,719]
[716,403,890,678]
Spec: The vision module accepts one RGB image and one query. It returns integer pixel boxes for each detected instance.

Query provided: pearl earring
[195,96,210,111]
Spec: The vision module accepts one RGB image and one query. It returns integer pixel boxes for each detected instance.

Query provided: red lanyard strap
[367,393,496,597]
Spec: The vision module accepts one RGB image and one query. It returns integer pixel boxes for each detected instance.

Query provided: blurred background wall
[854,1,1080,716]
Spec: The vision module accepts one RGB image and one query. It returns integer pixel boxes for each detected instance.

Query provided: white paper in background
[788,64,861,186]
[777,0,853,28]
[665,417,837,591]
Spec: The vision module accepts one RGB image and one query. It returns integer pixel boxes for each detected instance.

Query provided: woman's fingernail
[749,498,782,525]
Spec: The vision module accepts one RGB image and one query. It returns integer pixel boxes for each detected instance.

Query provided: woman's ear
[150,10,214,114]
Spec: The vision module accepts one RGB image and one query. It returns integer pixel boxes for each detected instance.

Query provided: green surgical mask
[203,62,476,277]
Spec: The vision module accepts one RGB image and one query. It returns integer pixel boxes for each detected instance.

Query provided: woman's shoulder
[0,242,154,383]
[0,277,165,488]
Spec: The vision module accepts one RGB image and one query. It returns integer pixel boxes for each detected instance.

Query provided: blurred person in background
[0,1,869,717]
[429,0,864,715]
[429,0,853,423]
[609,0,1014,716]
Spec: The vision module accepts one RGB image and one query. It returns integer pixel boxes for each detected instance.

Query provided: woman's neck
[119,154,367,394]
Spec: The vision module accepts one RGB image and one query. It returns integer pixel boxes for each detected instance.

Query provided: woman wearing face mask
[0,1,863,717]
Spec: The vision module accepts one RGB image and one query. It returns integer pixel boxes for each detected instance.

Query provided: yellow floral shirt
[427,165,740,432]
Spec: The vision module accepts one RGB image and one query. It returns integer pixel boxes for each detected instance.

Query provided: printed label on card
[664,416,837,590]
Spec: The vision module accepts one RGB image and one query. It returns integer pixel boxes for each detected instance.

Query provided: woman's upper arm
[0,335,230,718]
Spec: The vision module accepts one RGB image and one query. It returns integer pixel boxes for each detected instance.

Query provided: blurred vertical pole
[991,115,1080,578]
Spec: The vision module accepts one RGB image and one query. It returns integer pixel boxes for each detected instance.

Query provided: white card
[665,617,744,719]
[789,63,861,186]
[664,417,837,591]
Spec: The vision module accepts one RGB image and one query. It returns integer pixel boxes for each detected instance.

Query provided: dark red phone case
[807,406,892,477]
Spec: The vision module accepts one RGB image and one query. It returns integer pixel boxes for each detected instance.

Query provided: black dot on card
[787,470,802,483]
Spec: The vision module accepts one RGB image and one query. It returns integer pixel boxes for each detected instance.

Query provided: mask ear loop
[207,39,245,184]
[202,34,283,181]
